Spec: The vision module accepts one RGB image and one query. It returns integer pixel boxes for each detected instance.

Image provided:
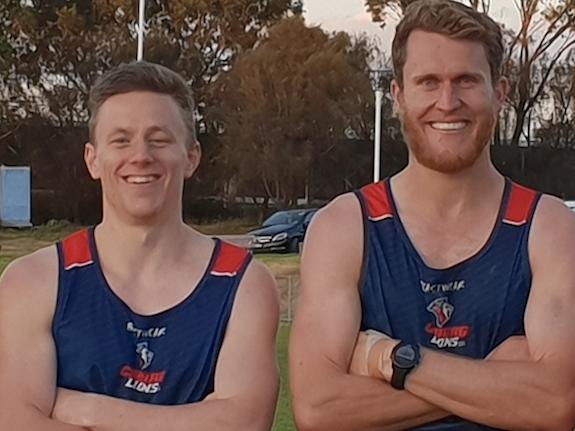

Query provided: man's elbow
[544,395,575,431]
[292,401,323,431]
[292,396,337,431]
[233,396,277,431]
[524,393,575,431]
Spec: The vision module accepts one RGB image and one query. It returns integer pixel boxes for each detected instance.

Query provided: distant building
[0,165,32,227]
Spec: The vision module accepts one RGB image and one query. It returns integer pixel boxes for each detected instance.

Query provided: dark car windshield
[262,211,305,227]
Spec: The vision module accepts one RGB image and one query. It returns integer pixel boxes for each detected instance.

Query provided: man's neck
[94,217,197,274]
[392,157,504,221]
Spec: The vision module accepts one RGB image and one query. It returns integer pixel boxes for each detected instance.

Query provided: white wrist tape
[364,329,390,364]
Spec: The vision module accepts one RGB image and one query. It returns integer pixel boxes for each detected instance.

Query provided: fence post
[287,276,293,322]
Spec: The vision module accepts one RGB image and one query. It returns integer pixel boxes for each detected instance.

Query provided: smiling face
[85,91,200,224]
[392,30,508,173]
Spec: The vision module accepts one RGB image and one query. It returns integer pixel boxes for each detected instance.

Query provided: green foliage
[363,0,490,25]
[0,0,300,128]
[0,1,303,223]
[364,0,412,25]
[210,17,375,205]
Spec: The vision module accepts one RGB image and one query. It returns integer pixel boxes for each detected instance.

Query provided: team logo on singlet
[426,297,454,327]
[119,343,165,395]
[119,325,167,395]
[136,342,154,370]
[126,321,167,338]
[425,297,470,349]
[420,280,466,294]
[120,365,166,395]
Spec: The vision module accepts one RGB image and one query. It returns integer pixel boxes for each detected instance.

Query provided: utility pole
[137,0,146,60]
[370,69,391,183]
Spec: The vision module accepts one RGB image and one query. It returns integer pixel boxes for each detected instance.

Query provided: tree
[208,17,375,207]
[534,51,575,149]
[0,0,302,128]
[0,0,301,222]
[364,0,490,25]
[502,0,575,147]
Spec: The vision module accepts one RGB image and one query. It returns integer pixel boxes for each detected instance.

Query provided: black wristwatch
[390,342,421,390]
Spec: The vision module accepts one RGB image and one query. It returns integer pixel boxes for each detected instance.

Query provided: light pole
[137,0,146,61]
[370,69,389,183]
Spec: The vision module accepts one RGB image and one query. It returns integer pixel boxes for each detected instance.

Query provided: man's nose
[129,138,154,163]
[435,83,462,112]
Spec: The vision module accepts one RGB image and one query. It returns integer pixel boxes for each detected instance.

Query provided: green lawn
[275,324,295,430]
[0,256,11,273]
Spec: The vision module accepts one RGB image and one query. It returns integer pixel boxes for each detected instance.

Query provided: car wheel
[287,237,299,254]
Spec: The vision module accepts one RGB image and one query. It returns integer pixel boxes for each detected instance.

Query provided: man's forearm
[58,391,272,431]
[2,408,89,431]
[293,370,450,431]
[404,350,572,430]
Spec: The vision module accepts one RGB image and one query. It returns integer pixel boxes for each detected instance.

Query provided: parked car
[248,208,318,253]
[564,200,575,211]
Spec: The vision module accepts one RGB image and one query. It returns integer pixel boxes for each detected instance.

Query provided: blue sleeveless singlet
[53,228,251,405]
[355,178,540,430]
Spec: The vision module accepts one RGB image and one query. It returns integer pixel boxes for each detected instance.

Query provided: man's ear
[391,79,404,117]
[84,142,100,180]
[494,77,510,108]
[185,141,201,179]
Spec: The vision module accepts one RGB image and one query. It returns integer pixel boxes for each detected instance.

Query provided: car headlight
[272,232,288,242]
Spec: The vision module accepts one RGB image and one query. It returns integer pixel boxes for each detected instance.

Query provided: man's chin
[408,137,490,174]
[416,155,476,174]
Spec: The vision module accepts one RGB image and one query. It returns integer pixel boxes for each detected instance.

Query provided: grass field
[0,225,298,430]
[275,324,295,430]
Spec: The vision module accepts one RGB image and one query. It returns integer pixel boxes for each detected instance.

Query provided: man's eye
[150,138,170,146]
[421,79,438,89]
[111,138,129,145]
[459,76,477,87]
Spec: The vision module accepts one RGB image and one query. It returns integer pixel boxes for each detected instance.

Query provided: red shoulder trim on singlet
[502,183,538,226]
[210,242,250,277]
[361,181,394,222]
[62,229,94,270]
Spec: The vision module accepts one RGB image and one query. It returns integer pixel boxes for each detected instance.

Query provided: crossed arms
[290,193,575,431]
[0,247,279,431]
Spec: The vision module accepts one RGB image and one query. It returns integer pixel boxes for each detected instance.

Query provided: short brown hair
[392,0,504,86]
[88,61,197,147]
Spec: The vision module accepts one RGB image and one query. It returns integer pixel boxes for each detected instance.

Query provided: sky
[303,0,520,53]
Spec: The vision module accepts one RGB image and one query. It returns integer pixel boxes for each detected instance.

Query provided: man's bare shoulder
[314,192,362,227]
[0,245,58,303]
[300,192,364,289]
[237,259,279,316]
[529,195,575,289]
[305,192,363,246]
[531,194,575,246]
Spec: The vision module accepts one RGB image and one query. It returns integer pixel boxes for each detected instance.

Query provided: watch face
[394,345,418,368]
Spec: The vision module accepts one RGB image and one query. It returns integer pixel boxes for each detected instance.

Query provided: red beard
[400,111,497,173]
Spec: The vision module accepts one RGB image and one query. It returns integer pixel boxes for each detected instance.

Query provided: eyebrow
[412,72,485,84]
[146,125,173,135]
[412,74,440,84]
[106,125,173,138]
[106,127,132,138]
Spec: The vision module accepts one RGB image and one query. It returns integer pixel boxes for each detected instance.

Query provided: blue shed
[0,166,32,227]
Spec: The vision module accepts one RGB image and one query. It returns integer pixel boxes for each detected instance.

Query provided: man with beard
[290,1,575,430]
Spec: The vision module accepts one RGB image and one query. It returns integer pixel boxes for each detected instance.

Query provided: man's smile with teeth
[430,122,468,131]
[124,175,160,184]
